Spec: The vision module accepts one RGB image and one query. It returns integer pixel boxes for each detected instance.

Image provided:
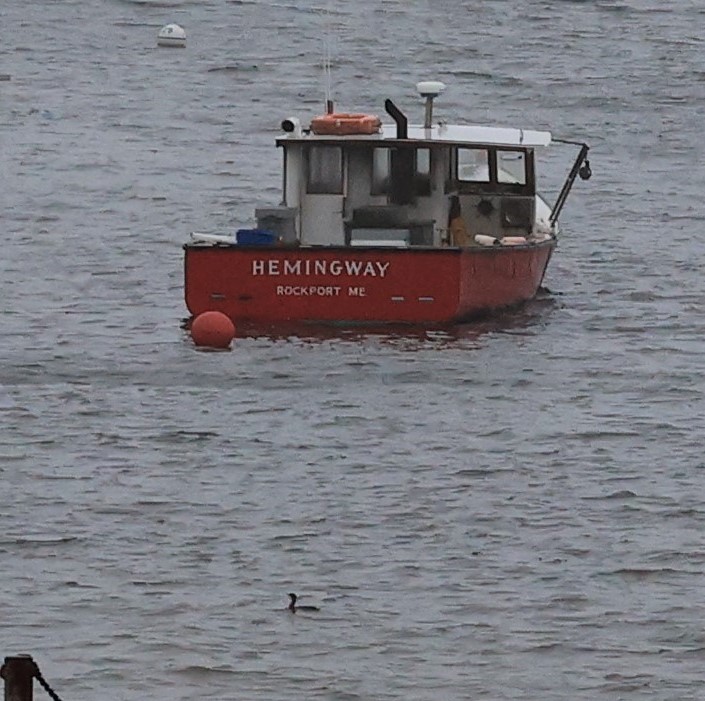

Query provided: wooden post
[1,655,35,701]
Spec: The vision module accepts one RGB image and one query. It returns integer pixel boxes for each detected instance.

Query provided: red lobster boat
[184,81,591,326]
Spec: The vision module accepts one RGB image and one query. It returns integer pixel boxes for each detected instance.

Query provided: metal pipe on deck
[549,142,591,226]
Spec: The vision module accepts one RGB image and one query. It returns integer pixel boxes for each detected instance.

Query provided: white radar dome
[416,81,446,98]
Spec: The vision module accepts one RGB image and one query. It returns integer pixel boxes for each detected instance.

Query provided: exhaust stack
[384,99,408,139]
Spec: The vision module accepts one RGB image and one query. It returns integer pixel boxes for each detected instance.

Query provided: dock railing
[1,656,63,701]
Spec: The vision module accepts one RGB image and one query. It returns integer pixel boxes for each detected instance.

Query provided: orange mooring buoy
[190,311,235,349]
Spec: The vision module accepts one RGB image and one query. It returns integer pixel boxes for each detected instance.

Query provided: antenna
[416,81,446,129]
[322,2,334,114]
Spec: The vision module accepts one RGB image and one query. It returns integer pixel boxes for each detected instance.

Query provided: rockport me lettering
[275,285,367,297]
[252,259,390,277]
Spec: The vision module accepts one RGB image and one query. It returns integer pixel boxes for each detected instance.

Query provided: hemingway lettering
[252,259,390,278]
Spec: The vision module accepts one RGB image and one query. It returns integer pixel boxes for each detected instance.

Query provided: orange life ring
[310,113,382,136]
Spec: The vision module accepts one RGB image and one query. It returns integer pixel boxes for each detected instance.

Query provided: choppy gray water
[2,1,705,699]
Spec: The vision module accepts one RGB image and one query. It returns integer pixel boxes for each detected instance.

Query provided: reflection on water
[182,294,558,347]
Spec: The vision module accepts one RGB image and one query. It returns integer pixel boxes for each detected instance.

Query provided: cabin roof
[277,123,552,148]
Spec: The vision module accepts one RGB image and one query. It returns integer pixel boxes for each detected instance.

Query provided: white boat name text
[252,259,390,278]
[276,285,366,298]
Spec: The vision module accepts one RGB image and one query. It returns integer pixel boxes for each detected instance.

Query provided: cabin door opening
[300,145,345,245]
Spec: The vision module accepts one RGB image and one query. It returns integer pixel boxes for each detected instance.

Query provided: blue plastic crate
[236,229,278,245]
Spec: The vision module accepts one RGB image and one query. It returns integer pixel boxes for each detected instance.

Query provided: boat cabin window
[371,147,431,197]
[497,149,527,185]
[371,148,389,195]
[457,148,491,183]
[307,146,343,194]
[451,146,534,194]
[415,148,431,195]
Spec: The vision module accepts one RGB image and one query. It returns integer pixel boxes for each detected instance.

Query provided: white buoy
[157,23,186,48]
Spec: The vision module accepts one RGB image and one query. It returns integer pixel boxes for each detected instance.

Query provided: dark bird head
[288,593,297,610]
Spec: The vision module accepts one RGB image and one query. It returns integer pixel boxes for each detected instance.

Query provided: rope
[33,665,64,701]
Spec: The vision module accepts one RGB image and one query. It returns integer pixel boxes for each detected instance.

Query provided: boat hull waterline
[184,241,555,325]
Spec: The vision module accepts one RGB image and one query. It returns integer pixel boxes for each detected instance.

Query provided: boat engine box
[236,229,278,245]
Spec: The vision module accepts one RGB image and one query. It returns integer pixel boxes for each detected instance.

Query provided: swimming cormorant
[288,592,320,613]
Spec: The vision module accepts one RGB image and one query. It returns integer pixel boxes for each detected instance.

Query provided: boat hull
[183,242,555,325]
